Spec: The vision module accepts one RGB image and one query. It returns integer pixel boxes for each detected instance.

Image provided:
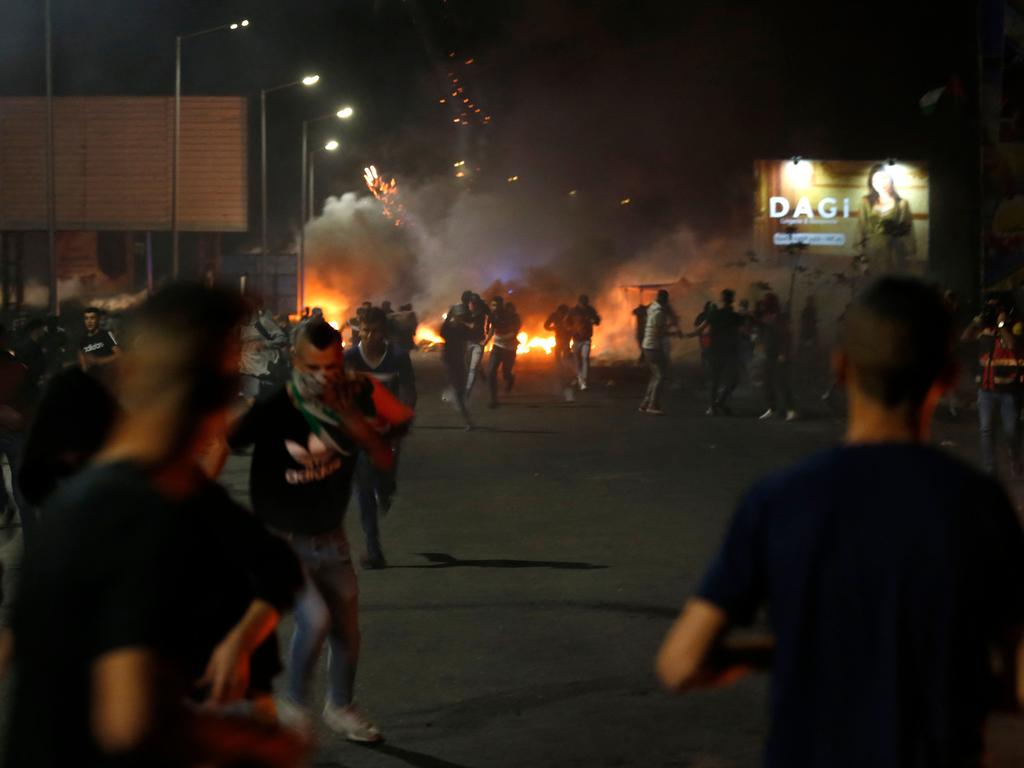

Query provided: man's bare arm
[91,648,158,753]
[657,598,773,692]
[656,598,730,691]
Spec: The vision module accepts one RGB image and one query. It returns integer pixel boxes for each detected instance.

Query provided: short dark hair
[83,307,102,316]
[843,276,954,407]
[720,289,735,305]
[461,290,474,305]
[656,289,669,304]
[302,318,341,350]
[490,295,504,307]
[579,294,589,304]
[362,307,388,327]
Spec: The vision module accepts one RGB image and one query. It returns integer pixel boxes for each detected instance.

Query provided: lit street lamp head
[324,140,340,151]
[336,106,355,119]
[302,75,321,86]
[229,19,250,30]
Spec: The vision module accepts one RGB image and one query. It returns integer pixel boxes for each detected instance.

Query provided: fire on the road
[414,326,557,355]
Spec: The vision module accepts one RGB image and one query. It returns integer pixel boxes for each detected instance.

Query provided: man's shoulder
[750,444,988,506]
[45,462,166,535]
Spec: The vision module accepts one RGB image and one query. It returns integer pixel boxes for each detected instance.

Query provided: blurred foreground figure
[5,284,305,768]
[657,276,1024,768]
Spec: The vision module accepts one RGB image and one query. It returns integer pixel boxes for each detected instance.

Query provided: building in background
[0,96,247,312]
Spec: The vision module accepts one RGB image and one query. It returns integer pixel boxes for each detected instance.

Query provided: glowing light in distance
[568,189,578,197]
[453,160,465,167]
[324,140,339,151]
[455,171,465,178]
[439,98,447,104]
[302,75,320,86]
[507,175,519,182]
[784,159,814,188]
[230,19,250,30]
[620,197,631,205]
[336,106,354,119]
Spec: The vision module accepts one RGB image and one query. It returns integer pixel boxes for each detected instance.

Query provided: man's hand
[197,634,250,705]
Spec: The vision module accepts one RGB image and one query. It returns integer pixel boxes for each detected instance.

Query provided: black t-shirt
[708,306,744,356]
[568,305,600,340]
[5,462,301,768]
[698,444,1024,768]
[79,330,118,358]
[229,384,374,535]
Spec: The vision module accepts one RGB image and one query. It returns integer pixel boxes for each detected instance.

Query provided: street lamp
[172,17,250,278]
[298,107,353,311]
[307,140,341,224]
[259,74,319,291]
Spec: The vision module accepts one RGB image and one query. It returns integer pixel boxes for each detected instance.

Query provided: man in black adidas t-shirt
[228,319,393,742]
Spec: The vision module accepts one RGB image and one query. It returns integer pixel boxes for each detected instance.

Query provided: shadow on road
[415,425,560,435]
[353,743,477,768]
[391,552,608,570]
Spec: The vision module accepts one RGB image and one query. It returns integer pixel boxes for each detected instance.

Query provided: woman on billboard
[858,163,916,274]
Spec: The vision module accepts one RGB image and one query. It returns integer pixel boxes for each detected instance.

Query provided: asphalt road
[0,352,1019,767]
[214,353,1024,768]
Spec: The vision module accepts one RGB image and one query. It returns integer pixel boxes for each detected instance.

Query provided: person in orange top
[962,294,1023,475]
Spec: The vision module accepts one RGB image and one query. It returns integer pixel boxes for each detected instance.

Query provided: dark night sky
[0,0,975,254]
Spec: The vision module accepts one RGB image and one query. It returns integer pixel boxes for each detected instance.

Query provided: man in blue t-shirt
[344,307,416,569]
[657,276,1024,768]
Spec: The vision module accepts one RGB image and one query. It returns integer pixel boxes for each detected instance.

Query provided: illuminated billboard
[754,159,929,271]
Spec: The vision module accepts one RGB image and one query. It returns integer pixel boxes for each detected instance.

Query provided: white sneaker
[275,697,313,735]
[758,409,775,420]
[323,703,382,743]
[785,410,798,422]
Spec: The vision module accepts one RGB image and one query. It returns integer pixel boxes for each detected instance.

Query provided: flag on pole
[919,86,947,116]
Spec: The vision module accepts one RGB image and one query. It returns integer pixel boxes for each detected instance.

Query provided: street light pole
[260,75,318,296]
[172,18,249,280]
[260,87,267,291]
[44,0,57,314]
[297,106,352,313]
[172,34,181,278]
[299,120,307,312]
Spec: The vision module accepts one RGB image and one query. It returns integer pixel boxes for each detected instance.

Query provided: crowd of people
[633,288,820,419]
[436,291,602,424]
[0,286,420,767]
[0,274,1020,768]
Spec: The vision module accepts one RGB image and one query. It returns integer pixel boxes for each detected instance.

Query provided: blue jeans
[355,451,398,560]
[282,529,360,708]
[573,338,592,386]
[978,389,1020,474]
